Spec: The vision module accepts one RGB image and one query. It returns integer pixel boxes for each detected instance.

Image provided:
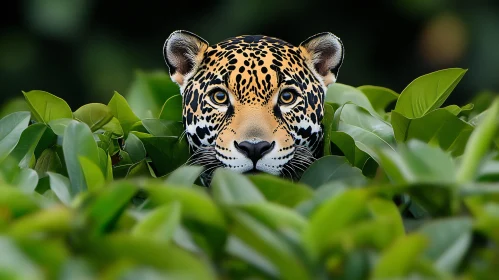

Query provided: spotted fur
[163,30,344,184]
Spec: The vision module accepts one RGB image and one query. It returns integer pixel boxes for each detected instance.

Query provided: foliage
[0,68,498,279]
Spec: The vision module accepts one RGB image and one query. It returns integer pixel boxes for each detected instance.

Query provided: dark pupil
[282,92,292,102]
[215,92,226,102]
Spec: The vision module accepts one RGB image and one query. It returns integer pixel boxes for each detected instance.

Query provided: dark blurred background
[1,0,498,110]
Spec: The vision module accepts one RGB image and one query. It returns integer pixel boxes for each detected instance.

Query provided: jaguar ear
[299,32,344,86]
[163,30,209,87]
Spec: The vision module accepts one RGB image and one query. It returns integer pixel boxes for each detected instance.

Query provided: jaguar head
[163,30,344,183]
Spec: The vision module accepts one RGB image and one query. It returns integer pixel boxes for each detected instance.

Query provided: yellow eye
[211,91,229,105]
[279,91,296,105]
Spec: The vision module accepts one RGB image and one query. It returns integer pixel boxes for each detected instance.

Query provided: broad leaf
[23,90,73,123]
[62,121,100,195]
[300,156,365,188]
[159,94,182,121]
[125,70,180,119]
[133,132,189,176]
[12,168,39,194]
[394,68,467,118]
[333,103,396,161]
[107,91,140,135]
[48,118,74,136]
[81,181,137,237]
[73,103,113,132]
[373,234,428,278]
[322,103,335,156]
[124,133,146,163]
[142,119,184,137]
[303,189,369,259]
[132,201,182,243]
[145,183,226,230]
[418,217,473,273]
[326,83,377,115]
[248,174,313,207]
[358,85,398,115]
[165,165,204,187]
[79,156,105,191]
[0,111,31,162]
[373,140,457,184]
[230,210,312,280]
[47,172,72,206]
[391,109,473,156]
[211,168,265,205]
[9,123,48,168]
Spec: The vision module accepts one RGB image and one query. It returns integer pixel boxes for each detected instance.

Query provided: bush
[0,68,498,279]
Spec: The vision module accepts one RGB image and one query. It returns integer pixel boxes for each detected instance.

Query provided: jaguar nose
[234,140,275,165]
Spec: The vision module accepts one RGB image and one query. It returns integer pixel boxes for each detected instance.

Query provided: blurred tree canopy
[1,0,498,109]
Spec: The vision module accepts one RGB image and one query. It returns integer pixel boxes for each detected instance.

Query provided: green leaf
[368,198,405,238]
[458,97,499,183]
[83,235,216,280]
[330,131,370,169]
[0,111,31,162]
[125,70,180,119]
[248,174,313,207]
[97,148,112,181]
[79,156,105,191]
[326,83,377,115]
[9,123,48,168]
[333,103,396,161]
[237,202,308,235]
[12,168,39,194]
[295,181,347,217]
[47,172,72,206]
[299,156,365,188]
[394,68,467,118]
[142,119,184,137]
[226,236,278,277]
[133,132,189,176]
[303,189,369,259]
[373,234,428,278]
[0,237,43,279]
[144,183,226,230]
[107,91,140,135]
[132,201,182,243]
[391,109,474,156]
[373,140,457,184]
[0,97,29,119]
[48,118,74,136]
[417,217,473,273]
[62,121,100,195]
[0,186,39,218]
[73,103,113,132]
[144,182,227,256]
[159,94,182,121]
[23,90,73,123]
[8,206,71,237]
[81,181,137,237]
[443,103,474,116]
[124,133,146,163]
[126,159,153,178]
[97,117,124,138]
[211,168,265,205]
[357,85,399,115]
[34,147,63,177]
[322,103,335,156]
[230,210,312,280]
[165,165,204,187]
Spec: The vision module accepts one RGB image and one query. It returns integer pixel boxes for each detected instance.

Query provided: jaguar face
[163,30,344,183]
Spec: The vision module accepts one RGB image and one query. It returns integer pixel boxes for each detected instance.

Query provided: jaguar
[163,30,344,184]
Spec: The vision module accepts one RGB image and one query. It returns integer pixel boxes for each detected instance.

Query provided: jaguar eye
[278,91,296,105]
[211,91,229,105]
